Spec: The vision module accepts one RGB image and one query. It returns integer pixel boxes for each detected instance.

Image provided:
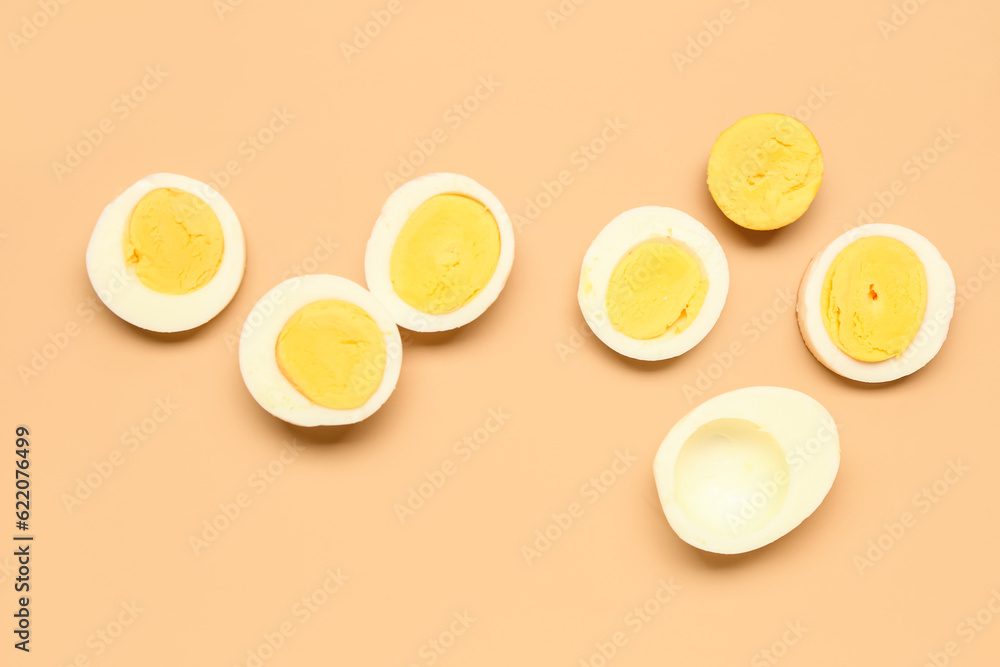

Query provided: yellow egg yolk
[389,194,501,315]
[275,299,386,410]
[606,241,708,340]
[821,236,927,362]
[707,113,823,231]
[123,188,225,294]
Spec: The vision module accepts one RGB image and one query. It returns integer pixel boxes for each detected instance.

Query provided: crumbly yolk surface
[707,113,823,231]
[606,241,708,340]
[821,236,927,362]
[124,187,225,294]
[275,299,386,410]
[389,194,501,315]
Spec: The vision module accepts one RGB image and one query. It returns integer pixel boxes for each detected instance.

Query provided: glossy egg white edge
[796,223,956,383]
[85,173,247,333]
[653,386,841,555]
[238,274,403,427]
[364,173,515,332]
[577,206,730,361]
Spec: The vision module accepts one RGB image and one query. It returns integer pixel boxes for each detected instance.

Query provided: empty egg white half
[578,206,729,361]
[364,173,515,332]
[239,275,402,427]
[797,223,955,383]
[85,173,246,333]
[654,386,840,555]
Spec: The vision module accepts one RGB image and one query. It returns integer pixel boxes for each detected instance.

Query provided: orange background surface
[3,0,999,664]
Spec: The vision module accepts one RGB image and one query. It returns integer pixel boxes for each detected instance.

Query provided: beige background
[3,0,999,664]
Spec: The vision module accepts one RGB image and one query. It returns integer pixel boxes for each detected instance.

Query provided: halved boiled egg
[364,173,515,332]
[797,223,955,383]
[654,386,840,555]
[239,275,402,426]
[577,207,729,361]
[86,173,246,332]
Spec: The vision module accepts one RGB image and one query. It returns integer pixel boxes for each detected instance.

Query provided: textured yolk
[821,236,927,362]
[123,188,225,294]
[606,241,708,340]
[275,299,386,410]
[389,194,501,315]
[707,113,823,231]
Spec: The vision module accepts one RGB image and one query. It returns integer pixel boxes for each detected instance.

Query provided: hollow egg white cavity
[364,173,515,332]
[239,275,402,427]
[797,223,955,383]
[654,386,840,555]
[85,173,246,333]
[577,206,729,361]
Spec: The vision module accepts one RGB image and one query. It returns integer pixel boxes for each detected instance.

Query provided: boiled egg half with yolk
[578,207,729,361]
[239,275,402,426]
[796,223,955,383]
[365,173,515,332]
[654,386,840,555]
[86,173,246,332]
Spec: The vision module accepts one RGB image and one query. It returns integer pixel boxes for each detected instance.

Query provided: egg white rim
[85,173,246,333]
[238,275,403,427]
[364,173,515,332]
[797,223,956,383]
[653,386,841,555]
[577,206,730,361]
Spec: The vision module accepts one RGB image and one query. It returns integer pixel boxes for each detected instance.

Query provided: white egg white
[238,274,402,427]
[577,206,729,361]
[364,173,515,332]
[797,223,955,383]
[654,386,840,555]
[85,173,246,333]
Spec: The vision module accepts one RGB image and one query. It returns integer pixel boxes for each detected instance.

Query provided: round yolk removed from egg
[275,299,386,410]
[707,114,823,231]
[124,188,225,294]
[389,194,501,315]
[606,241,708,340]
[821,236,927,362]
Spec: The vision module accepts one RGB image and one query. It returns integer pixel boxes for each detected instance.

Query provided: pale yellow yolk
[606,241,708,340]
[389,194,501,315]
[275,299,386,410]
[821,236,927,362]
[123,188,225,294]
[707,113,823,231]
